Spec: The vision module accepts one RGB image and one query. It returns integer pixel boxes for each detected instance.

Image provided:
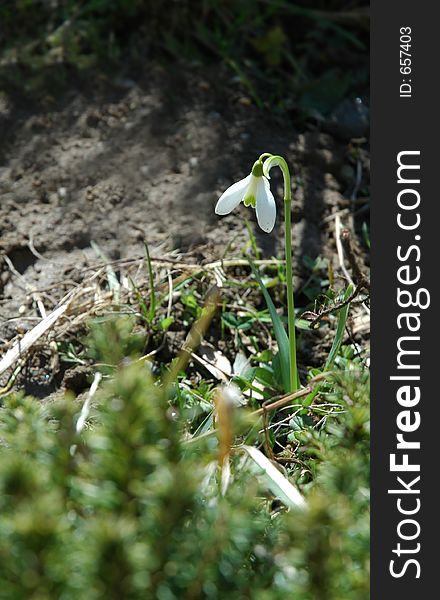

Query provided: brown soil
[0,63,369,397]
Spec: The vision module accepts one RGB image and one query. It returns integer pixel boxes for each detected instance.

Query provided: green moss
[0,326,369,598]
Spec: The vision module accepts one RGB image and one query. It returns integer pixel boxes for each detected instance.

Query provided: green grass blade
[304,283,354,406]
[242,445,306,510]
[144,241,157,323]
[248,258,291,392]
[91,241,120,302]
[325,283,354,369]
[128,275,150,324]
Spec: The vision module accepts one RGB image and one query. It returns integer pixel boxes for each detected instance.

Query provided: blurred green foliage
[0,0,368,114]
[0,320,369,599]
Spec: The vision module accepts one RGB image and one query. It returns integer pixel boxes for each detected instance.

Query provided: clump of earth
[0,63,369,397]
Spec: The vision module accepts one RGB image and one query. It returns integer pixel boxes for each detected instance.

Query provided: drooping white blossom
[215,161,276,233]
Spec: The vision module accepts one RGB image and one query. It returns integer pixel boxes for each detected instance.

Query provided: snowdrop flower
[215,160,276,233]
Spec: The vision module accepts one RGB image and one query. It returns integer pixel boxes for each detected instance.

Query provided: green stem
[263,155,298,392]
[258,152,273,162]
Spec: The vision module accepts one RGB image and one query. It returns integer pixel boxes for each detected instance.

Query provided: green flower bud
[251,160,264,178]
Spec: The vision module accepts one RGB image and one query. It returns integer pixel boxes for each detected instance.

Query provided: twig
[162,286,221,393]
[255,372,328,416]
[0,303,69,377]
[184,372,330,445]
[2,253,47,318]
[335,214,353,285]
[304,286,367,329]
[334,215,370,318]
[340,228,370,293]
[0,360,26,397]
[27,237,66,265]
[76,372,102,434]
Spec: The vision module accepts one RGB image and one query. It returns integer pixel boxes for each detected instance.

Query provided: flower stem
[263,155,299,392]
[283,174,299,392]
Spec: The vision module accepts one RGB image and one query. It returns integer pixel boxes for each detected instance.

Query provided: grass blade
[242,445,306,510]
[144,241,157,323]
[324,283,354,369]
[304,283,354,406]
[91,241,120,301]
[248,258,291,393]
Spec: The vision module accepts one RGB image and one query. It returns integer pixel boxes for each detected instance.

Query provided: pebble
[189,157,198,168]
[326,97,369,140]
[57,187,67,200]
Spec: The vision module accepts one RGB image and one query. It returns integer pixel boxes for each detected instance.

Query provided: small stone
[57,187,67,200]
[189,156,198,168]
[238,97,252,106]
[326,97,370,140]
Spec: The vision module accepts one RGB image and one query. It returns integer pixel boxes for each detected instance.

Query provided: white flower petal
[242,174,259,207]
[256,177,276,233]
[215,174,251,215]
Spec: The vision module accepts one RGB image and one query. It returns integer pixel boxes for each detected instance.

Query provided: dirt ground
[0,63,369,396]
